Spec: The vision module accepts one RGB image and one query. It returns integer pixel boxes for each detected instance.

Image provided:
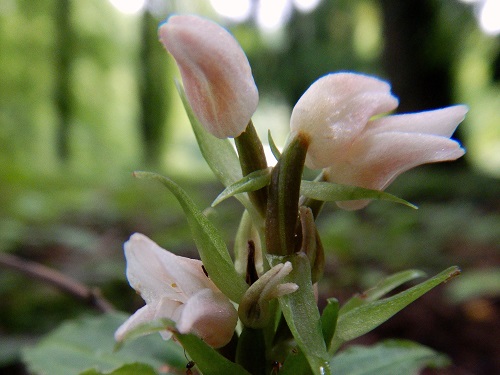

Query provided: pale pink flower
[159,15,259,138]
[290,73,399,169]
[115,233,238,348]
[290,72,467,210]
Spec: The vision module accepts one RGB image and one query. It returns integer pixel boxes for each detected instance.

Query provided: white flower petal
[124,233,211,304]
[366,105,468,137]
[326,132,465,210]
[114,304,157,342]
[290,73,398,169]
[176,289,238,348]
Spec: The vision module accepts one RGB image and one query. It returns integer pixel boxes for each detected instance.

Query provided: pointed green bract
[174,332,251,375]
[134,171,248,303]
[300,180,418,209]
[340,269,426,315]
[330,266,460,353]
[321,298,339,351]
[268,130,282,160]
[212,167,271,207]
[329,340,450,375]
[271,254,331,375]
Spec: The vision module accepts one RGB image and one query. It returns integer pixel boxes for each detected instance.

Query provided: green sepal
[340,269,426,315]
[321,298,339,351]
[330,266,461,353]
[300,180,418,209]
[79,363,157,375]
[134,171,248,303]
[174,331,251,375]
[268,130,282,160]
[175,81,259,218]
[270,253,331,375]
[212,168,271,207]
[329,340,450,375]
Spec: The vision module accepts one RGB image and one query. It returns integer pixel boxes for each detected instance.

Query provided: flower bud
[159,15,259,138]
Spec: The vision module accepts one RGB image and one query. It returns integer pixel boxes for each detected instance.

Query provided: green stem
[235,120,269,216]
[236,327,266,375]
[266,133,309,256]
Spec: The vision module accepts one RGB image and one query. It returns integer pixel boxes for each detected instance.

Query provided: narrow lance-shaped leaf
[212,168,271,207]
[268,129,282,161]
[330,266,461,353]
[340,269,426,315]
[300,180,417,209]
[134,171,248,303]
[271,254,331,375]
[321,298,339,351]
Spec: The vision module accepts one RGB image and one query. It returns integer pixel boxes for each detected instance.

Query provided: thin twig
[0,252,115,313]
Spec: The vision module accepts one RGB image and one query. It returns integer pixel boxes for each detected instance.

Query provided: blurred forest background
[0,0,499,374]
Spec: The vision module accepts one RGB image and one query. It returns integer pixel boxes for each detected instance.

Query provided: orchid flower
[290,72,467,210]
[159,15,259,138]
[115,233,238,348]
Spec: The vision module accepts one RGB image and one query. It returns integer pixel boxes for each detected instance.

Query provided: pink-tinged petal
[325,132,465,210]
[290,72,399,169]
[159,15,258,138]
[176,289,238,348]
[366,105,468,137]
[114,304,157,342]
[124,233,210,304]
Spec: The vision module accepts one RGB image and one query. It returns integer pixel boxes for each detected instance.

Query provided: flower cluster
[116,13,467,375]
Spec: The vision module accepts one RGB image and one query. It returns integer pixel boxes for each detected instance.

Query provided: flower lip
[159,14,259,138]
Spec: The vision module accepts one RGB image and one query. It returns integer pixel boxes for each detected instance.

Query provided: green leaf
[212,168,271,207]
[22,312,185,375]
[80,363,158,375]
[173,331,251,375]
[330,267,460,353]
[134,171,248,303]
[321,298,339,351]
[300,181,417,209]
[340,269,426,315]
[271,253,331,375]
[280,348,311,375]
[329,340,450,375]
[175,82,258,218]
